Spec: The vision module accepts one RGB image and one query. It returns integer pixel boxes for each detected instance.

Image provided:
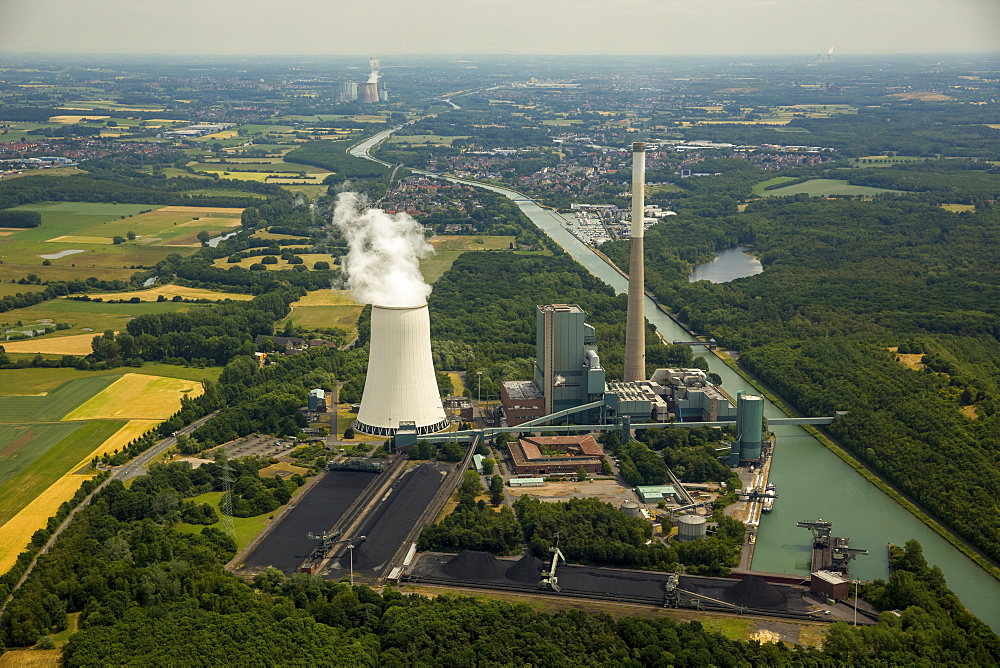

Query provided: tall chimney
[624,142,646,382]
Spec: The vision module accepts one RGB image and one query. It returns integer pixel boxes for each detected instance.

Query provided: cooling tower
[353,304,448,437]
[358,82,379,104]
[624,142,647,382]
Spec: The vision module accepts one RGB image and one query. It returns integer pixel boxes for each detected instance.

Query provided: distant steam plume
[332,192,433,307]
[368,57,380,83]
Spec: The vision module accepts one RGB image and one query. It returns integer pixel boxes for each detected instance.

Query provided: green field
[0,364,221,396]
[760,178,905,198]
[0,202,239,282]
[0,375,120,422]
[176,486,307,553]
[0,419,124,525]
[751,176,799,196]
[1,297,197,341]
[0,282,47,297]
[0,422,86,488]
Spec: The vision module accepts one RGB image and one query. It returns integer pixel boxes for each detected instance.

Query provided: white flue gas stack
[353,304,448,437]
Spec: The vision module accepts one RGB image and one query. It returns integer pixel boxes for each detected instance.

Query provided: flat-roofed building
[500,380,545,426]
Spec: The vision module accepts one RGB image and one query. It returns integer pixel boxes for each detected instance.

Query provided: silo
[621,501,642,518]
[737,393,764,461]
[353,304,449,436]
[676,514,707,542]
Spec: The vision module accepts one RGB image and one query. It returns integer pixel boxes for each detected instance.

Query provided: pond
[689,247,763,283]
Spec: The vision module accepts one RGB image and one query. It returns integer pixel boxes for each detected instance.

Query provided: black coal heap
[723,575,787,608]
[441,550,508,581]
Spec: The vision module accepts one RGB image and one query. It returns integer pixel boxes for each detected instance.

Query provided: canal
[351,130,1000,630]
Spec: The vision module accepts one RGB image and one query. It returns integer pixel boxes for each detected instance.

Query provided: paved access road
[114,412,219,481]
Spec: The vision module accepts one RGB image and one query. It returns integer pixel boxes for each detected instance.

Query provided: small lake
[689,247,763,283]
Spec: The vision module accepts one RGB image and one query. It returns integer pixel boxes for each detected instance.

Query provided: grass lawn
[0,297,196,342]
[760,179,905,198]
[429,235,515,251]
[0,375,121,422]
[0,364,219,396]
[0,420,124,525]
[647,184,684,194]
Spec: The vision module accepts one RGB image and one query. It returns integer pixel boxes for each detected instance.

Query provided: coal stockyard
[240,470,378,574]
[325,463,449,581]
[404,551,872,623]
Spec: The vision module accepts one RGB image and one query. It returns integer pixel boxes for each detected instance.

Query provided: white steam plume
[333,192,433,307]
[368,57,380,83]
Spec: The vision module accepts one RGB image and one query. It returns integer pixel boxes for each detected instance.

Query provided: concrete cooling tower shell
[353,304,448,437]
[358,82,379,104]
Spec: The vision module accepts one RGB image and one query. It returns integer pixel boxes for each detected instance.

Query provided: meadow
[388,135,468,146]
[0,203,243,282]
[213,253,341,270]
[0,297,197,345]
[81,285,254,302]
[175,486,308,553]
[759,178,905,198]
[280,289,363,335]
[0,364,220,396]
[420,235,521,283]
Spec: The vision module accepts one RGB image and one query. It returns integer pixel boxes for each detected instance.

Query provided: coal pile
[348,464,446,575]
[242,471,377,574]
[441,550,509,581]
[505,553,545,583]
[724,575,787,608]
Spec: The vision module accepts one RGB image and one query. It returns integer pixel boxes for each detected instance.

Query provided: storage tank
[737,393,765,461]
[676,514,707,542]
[353,304,448,436]
[621,501,642,518]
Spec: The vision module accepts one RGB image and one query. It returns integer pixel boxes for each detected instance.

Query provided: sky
[0,0,997,56]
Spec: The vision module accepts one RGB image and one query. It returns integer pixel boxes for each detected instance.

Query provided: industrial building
[308,388,327,412]
[499,380,545,426]
[636,485,682,504]
[507,435,605,476]
[534,304,606,421]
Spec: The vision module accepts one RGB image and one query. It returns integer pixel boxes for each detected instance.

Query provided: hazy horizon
[1,0,997,57]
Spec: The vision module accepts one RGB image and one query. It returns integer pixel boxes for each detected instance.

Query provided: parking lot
[216,434,301,459]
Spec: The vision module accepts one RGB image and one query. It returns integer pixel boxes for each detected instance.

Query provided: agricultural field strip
[0,419,157,574]
[61,373,204,421]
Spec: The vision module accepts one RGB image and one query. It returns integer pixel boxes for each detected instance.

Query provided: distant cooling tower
[358,82,379,104]
[353,304,448,437]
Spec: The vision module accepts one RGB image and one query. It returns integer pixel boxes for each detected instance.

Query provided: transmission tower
[220,454,236,537]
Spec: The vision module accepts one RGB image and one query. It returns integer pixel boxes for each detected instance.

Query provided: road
[114,411,220,481]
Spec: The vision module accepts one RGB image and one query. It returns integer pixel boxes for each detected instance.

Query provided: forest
[604,193,1000,564]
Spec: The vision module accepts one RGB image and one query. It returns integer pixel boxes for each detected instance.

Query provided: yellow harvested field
[0,475,88,574]
[62,373,203,421]
[0,649,62,666]
[940,204,976,213]
[295,289,357,306]
[1,332,101,355]
[49,115,110,123]
[45,235,112,244]
[157,206,244,214]
[0,419,158,573]
[0,230,17,236]
[82,285,254,302]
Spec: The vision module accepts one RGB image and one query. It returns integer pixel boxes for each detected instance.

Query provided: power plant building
[353,304,448,437]
[340,82,359,102]
[534,304,606,421]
